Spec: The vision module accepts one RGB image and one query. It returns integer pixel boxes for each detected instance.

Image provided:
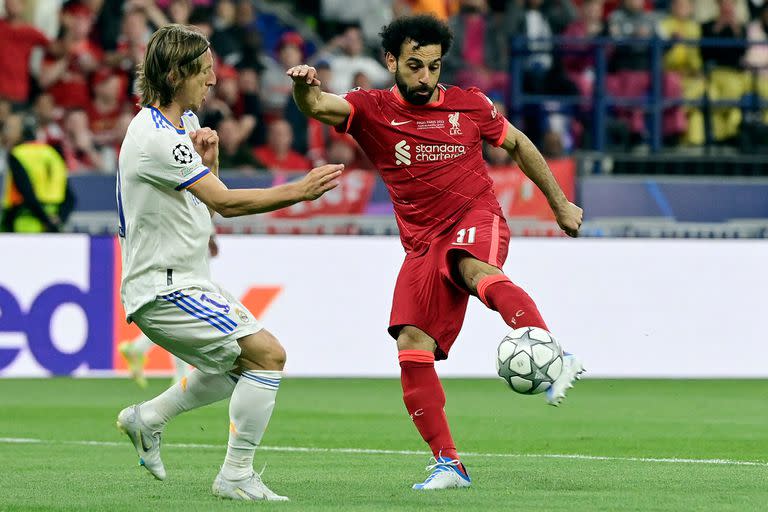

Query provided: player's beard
[395,68,435,106]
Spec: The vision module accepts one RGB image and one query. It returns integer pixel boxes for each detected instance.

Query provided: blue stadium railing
[508,36,768,154]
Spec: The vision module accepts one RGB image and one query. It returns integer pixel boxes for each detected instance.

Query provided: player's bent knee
[396,326,437,352]
[236,330,287,371]
[457,256,503,294]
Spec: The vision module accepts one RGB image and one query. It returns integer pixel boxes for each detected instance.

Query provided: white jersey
[117,107,214,318]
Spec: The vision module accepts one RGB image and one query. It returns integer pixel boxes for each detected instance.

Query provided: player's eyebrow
[405,57,441,66]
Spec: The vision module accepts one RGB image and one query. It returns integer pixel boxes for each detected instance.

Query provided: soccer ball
[496,326,563,394]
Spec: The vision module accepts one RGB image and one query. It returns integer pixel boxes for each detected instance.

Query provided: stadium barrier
[0,235,765,378]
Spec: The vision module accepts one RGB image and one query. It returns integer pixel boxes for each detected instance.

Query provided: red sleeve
[21,25,50,47]
[334,88,376,135]
[465,87,508,147]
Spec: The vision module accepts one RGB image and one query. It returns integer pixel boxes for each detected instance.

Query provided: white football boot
[116,404,166,480]
[412,457,471,490]
[546,353,586,406]
[212,470,289,501]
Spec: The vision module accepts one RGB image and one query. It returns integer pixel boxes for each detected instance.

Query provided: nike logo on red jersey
[390,120,412,126]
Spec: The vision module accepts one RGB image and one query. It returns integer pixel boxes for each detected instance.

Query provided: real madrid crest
[235,308,250,323]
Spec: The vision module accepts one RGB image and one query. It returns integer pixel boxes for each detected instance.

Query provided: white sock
[131,333,154,356]
[171,355,189,383]
[221,370,282,481]
[140,370,239,430]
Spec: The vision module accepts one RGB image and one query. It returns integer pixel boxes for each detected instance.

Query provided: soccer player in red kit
[289,15,585,490]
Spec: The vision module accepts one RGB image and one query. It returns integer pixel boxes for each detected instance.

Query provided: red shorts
[388,208,511,360]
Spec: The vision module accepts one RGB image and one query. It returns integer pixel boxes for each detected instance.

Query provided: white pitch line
[0,437,766,468]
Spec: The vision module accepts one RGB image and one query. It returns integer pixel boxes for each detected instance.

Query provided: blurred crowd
[1,0,768,180]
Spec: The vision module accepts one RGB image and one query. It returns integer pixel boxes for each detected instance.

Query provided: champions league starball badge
[173,143,194,164]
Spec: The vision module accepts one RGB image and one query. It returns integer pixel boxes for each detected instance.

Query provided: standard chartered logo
[395,140,466,165]
[395,140,411,165]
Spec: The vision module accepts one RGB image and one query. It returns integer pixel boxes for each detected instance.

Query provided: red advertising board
[488,159,576,220]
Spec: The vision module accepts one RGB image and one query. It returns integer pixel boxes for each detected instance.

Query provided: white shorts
[131,285,263,374]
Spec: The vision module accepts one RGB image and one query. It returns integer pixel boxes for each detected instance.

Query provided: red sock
[477,275,548,330]
[399,350,459,461]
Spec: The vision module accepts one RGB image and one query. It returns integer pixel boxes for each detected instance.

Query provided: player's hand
[298,164,344,200]
[190,128,219,169]
[554,201,583,238]
[286,65,322,87]
[208,235,219,258]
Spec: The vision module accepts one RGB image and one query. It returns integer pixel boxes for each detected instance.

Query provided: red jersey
[0,19,49,102]
[336,84,509,252]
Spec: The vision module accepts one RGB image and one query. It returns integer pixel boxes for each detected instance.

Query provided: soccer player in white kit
[115,24,343,501]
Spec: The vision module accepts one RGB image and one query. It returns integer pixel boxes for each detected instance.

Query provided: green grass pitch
[0,378,766,511]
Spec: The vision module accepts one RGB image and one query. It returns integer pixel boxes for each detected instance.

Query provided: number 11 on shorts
[456,226,476,244]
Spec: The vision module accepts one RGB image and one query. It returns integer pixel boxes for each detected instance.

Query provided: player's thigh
[442,209,510,291]
[389,251,469,360]
[235,328,286,372]
[132,287,262,374]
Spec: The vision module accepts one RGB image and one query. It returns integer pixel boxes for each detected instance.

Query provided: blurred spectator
[606,0,686,141]
[218,117,264,170]
[443,0,507,99]
[393,0,459,20]
[659,0,705,145]
[319,0,393,47]
[33,93,65,149]
[87,69,129,170]
[200,64,257,143]
[61,108,104,172]
[94,0,127,52]
[211,0,243,66]
[692,0,749,24]
[39,2,102,110]
[106,5,151,75]
[261,32,305,115]
[702,0,748,142]
[562,0,606,100]
[320,25,391,94]
[124,0,170,30]
[253,119,312,171]
[285,60,332,155]
[352,71,373,90]
[506,0,578,36]
[744,3,768,123]
[168,0,193,24]
[232,0,264,70]
[0,0,55,104]
[238,67,266,145]
[485,142,513,166]
[1,113,75,233]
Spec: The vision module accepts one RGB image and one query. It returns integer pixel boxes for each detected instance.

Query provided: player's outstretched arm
[500,122,583,237]
[188,164,343,217]
[287,64,351,126]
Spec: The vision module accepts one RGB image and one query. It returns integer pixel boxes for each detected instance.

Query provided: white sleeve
[138,131,209,191]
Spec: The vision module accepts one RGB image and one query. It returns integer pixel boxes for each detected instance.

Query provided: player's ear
[167,70,178,88]
[385,52,397,74]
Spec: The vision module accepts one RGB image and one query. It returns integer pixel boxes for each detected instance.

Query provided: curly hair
[380,15,453,59]
[136,24,210,107]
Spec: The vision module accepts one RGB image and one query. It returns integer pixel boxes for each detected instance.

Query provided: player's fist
[190,128,219,168]
[554,201,583,238]
[298,164,344,200]
[286,64,322,87]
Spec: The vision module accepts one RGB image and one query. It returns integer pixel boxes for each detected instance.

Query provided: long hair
[136,24,210,107]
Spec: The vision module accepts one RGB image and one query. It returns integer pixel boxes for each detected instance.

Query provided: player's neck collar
[148,105,186,134]
[390,84,445,108]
